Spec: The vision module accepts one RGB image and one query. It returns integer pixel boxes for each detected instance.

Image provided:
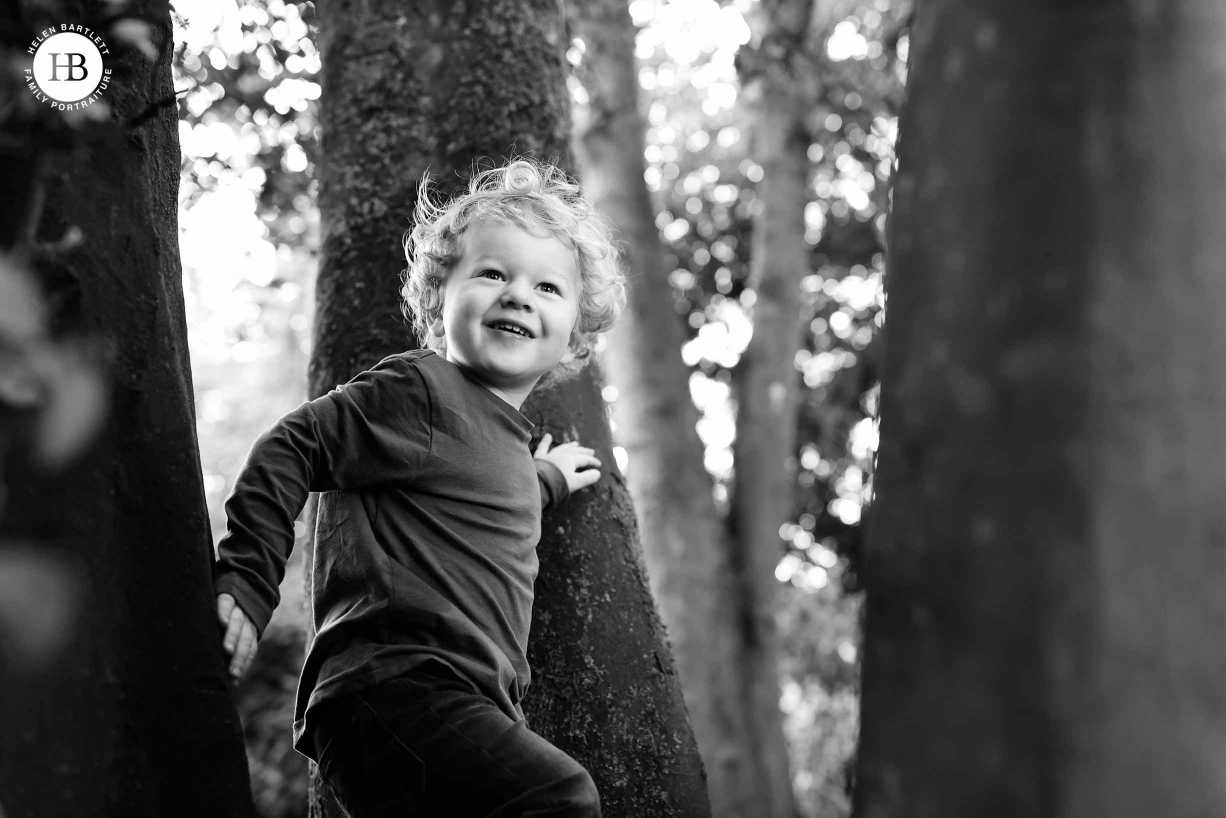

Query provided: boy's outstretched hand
[534,433,602,494]
[216,592,258,681]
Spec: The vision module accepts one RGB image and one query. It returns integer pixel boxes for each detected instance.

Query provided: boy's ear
[429,316,445,337]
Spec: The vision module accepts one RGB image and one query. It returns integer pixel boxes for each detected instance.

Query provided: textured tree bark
[308,1,709,815]
[856,3,1226,817]
[0,4,255,817]
[570,2,776,816]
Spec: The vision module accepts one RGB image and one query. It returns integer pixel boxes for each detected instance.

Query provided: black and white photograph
[2,1,1220,816]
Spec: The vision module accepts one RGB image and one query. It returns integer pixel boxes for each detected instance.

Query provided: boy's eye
[539,282,560,295]
[480,269,504,280]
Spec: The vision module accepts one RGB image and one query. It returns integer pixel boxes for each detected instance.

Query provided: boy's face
[432,222,582,408]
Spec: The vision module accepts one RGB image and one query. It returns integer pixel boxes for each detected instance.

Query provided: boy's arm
[215,356,433,655]
[533,432,601,509]
[536,459,568,509]
[213,402,326,637]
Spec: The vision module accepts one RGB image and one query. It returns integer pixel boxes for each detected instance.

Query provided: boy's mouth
[488,320,535,339]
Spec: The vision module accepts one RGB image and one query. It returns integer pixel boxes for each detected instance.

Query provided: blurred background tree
[856,3,1226,816]
[172,0,909,815]
[0,1,255,815]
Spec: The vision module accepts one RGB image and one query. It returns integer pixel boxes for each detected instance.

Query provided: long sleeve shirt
[213,350,568,754]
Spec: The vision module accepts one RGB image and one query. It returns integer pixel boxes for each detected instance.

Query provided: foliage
[172,2,317,815]
[776,581,861,815]
[173,0,318,543]
[621,0,908,590]
[173,0,320,252]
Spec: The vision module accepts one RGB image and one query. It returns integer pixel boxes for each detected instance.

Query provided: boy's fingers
[534,433,553,457]
[244,631,259,673]
[237,621,256,654]
[230,623,257,678]
[568,455,601,471]
[216,593,234,626]
[571,468,602,490]
[223,609,246,655]
[233,624,257,676]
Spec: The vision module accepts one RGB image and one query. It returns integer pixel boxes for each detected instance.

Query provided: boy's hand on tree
[534,433,602,494]
[216,593,258,681]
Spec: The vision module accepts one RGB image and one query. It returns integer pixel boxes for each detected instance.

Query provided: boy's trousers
[309,659,601,818]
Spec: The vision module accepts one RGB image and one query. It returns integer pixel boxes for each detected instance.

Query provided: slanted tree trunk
[570,2,777,816]
[0,4,255,816]
[856,3,1226,816]
[308,1,710,815]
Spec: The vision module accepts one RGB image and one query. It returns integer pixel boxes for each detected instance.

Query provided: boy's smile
[433,222,581,408]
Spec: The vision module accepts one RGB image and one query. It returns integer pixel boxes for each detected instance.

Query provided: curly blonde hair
[401,158,626,379]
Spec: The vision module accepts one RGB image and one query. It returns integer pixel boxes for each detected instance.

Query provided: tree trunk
[570,2,779,816]
[309,1,709,815]
[0,5,255,817]
[725,3,823,816]
[856,4,1226,817]
[727,98,807,818]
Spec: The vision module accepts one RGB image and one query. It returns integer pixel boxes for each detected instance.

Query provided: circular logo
[25,26,112,109]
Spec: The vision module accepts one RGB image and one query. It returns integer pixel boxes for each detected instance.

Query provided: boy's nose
[500,279,533,309]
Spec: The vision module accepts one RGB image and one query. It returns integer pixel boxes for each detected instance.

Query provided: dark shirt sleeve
[214,356,433,636]
[535,459,570,510]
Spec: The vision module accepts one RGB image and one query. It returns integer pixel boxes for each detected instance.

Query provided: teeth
[494,322,529,337]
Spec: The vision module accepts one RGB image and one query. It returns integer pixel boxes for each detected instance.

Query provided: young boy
[213,158,626,817]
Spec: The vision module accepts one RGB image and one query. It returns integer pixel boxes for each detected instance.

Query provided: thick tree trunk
[856,4,1226,817]
[0,6,255,817]
[570,2,777,816]
[309,1,709,815]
